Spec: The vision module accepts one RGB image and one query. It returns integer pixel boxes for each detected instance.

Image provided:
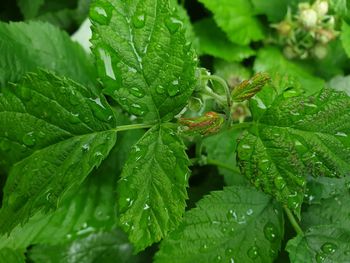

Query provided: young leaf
[0,71,117,233]
[197,0,265,45]
[193,18,255,62]
[155,186,284,263]
[117,124,190,251]
[251,0,289,22]
[0,248,24,263]
[286,226,350,263]
[237,88,350,215]
[90,0,197,121]
[0,21,96,87]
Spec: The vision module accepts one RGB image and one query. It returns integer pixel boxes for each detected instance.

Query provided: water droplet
[336,132,347,137]
[321,242,337,254]
[90,5,112,25]
[143,203,150,210]
[274,176,286,190]
[68,113,80,124]
[130,103,145,116]
[130,87,145,98]
[315,252,326,262]
[22,132,36,147]
[287,192,300,210]
[168,79,180,96]
[215,255,222,262]
[156,85,165,94]
[69,91,79,106]
[225,248,233,256]
[99,48,116,80]
[132,13,146,28]
[263,222,278,241]
[241,144,251,149]
[247,246,259,259]
[18,86,32,101]
[94,151,103,159]
[246,209,254,216]
[200,244,208,252]
[82,144,90,152]
[89,97,113,122]
[165,16,183,33]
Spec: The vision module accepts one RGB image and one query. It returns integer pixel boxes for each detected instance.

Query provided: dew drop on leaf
[132,13,146,28]
[165,16,183,33]
[263,222,278,241]
[89,97,113,122]
[22,132,36,147]
[82,144,90,152]
[98,48,116,80]
[68,113,80,124]
[130,103,145,116]
[274,176,286,190]
[247,246,259,259]
[156,85,166,94]
[287,192,300,210]
[90,5,112,25]
[130,87,145,98]
[215,255,222,262]
[321,242,337,254]
[167,79,180,96]
[315,252,326,262]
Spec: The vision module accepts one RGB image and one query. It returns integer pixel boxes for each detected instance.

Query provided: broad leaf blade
[287,226,350,263]
[0,248,24,263]
[0,71,117,233]
[197,0,265,45]
[155,186,284,263]
[90,0,197,121]
[28,229,141,263]
[0,21,95,87]
[193,18,255,62]
[117,124,190,251]
[237,88,350,215]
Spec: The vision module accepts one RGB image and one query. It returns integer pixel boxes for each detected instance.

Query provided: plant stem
[202,75,231,108]
[284,206,304,236]
[202,86,226,105]
[112,123,154,132]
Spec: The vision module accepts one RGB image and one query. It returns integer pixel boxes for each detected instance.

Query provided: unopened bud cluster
[272,0,338,60]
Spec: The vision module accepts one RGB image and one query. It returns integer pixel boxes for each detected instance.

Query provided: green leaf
[197,0,265,45]
[0,21,95,87]
[193,18,255,62]
[117,124,190,251]
[330,0,349,17]
[302,180,350,230]
[341,21,350,58]
[286,226,350,263]
[251,0,289,22]
[0,128,142,250]
[254,47,325,94]
[328,75,350,96]
[0,71,117,233]
[90,0,197,121]
[155,186,284,263]
[0,248,25,263]
[237,88,350,215]
[17,0,45,18]
[28,229,141,263]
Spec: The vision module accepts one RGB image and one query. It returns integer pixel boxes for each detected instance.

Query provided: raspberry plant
[0,0,350,262]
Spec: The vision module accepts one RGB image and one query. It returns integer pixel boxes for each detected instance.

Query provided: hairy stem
[112,123,154,132]
[284,206,304,236]
[206,159,240,173]
[202,75,231,108]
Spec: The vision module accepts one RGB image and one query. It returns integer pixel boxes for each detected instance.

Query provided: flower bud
[312,44,328,59]
[313,0,329,16]
[276,20,292,36]
[283,46,297,59]
[178,112,225,136]
[231,73,270,102]
[299,8,318,28]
